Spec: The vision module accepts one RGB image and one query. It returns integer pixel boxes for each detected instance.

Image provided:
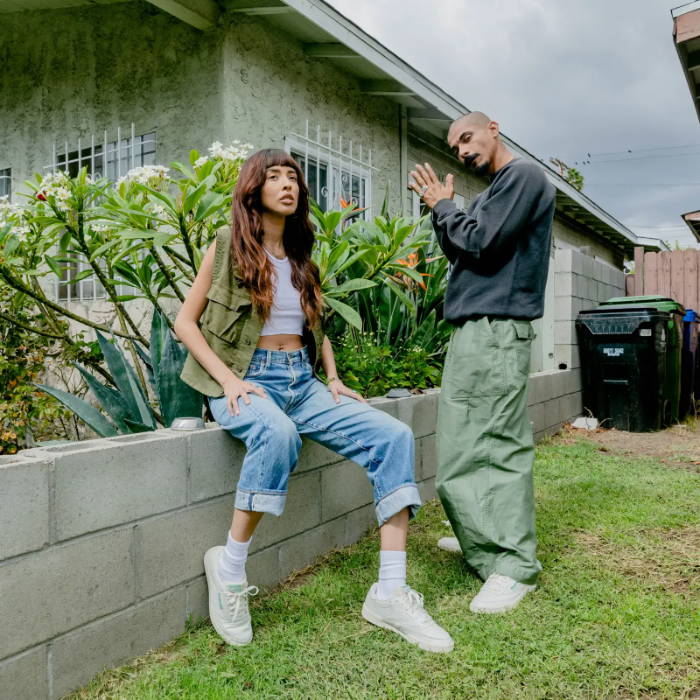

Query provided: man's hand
[408,163,454,209]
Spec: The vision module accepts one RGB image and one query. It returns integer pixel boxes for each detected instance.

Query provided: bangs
[261,148,301,173]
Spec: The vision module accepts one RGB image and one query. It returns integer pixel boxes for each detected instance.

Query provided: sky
[327,0,700,248]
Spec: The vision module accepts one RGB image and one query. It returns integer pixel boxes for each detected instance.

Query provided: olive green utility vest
[180,227,325,398]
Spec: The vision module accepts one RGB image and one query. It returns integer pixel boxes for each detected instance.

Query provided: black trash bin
[681,309,699,418]
[576,307,674,431]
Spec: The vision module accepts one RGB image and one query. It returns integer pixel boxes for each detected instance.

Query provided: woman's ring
[420,185,428,193]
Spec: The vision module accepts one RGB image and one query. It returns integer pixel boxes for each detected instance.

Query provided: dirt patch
[574,526,700,598]
[560,422,700,472]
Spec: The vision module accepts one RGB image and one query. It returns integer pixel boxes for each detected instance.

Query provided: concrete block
[550,371,568,399]
[394,395,415,432]
[554,320,575,346]
[188,426,243,502]
[418,478,437,504]
[409,392,438,438]
[554,295,573,322]
[0,528,135,659]
[51,588,186,700]
[246,545,281,589]
[528,402,546,434]
[186,576,209,623]
[0,455,49,560]
[53,433,187,541]
[544,398,561,430]
[0,646,48,700]
[554,271,574,297]
[278,516,347,580]
[367,396,399,418]
[564,368,582,395]
[419,434,437,480]
[321,460,373,522]
[135,498,232,599]
[582,254,595,279]
[296,437,344,475]
[569,391,583,416]
[572,250,585,275]
[554,248,573,273]
[344,504,376,545]
[251,471,322,552]
[527,373,548,406]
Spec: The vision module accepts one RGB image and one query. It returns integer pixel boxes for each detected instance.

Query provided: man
[409,111,555,614]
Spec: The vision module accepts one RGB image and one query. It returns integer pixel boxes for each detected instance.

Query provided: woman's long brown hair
[229,149,323,328]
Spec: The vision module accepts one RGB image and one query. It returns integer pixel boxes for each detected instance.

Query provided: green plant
[34,311,204,436]
[331,331,441,397]
[0,287,72,453]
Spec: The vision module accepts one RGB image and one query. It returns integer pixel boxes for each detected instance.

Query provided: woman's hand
[222,376,268,416]
[327,377,366,404]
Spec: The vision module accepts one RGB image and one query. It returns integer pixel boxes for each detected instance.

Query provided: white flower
[150,204,169,219]
[196,140,254,166]
[36,171,73,212]
[117,165,170,186]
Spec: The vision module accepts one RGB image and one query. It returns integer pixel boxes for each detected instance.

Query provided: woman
[175,149,452,654]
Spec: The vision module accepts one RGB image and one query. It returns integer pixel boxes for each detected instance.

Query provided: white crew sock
[218,532,252,584]
[376,550,407,599]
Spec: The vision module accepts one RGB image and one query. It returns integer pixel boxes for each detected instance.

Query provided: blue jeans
[208,347,421,526]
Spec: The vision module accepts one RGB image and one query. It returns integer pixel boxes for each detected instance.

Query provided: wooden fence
[627,246,700,313]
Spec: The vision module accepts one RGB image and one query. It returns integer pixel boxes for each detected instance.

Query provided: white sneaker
[437,536,462,553]
[469,573,536,614]
[204,546,258,645]
[362,584,454,653]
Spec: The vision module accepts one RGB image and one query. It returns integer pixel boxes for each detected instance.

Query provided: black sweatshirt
[431,158,555,324]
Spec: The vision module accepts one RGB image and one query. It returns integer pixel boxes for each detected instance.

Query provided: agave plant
[34,311,203,436]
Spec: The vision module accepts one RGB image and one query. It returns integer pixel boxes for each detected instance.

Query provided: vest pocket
[203,286,252,344]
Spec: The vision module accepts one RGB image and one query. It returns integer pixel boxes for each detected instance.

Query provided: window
[45,125,156,301]
[46,127,156,179]
[0,168,11,199]
[286,123,373,217]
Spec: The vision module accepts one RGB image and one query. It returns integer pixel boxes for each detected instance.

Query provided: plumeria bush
[0,140,450,442]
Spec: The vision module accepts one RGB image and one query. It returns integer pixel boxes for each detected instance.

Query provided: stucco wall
[0,1,403,212]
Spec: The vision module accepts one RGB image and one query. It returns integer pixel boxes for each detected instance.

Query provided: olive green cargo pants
[436,317,541,585]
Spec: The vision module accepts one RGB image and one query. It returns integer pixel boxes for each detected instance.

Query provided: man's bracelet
[326,376,339,385]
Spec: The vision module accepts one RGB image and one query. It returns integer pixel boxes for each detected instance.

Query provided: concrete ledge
[2,378,579,699]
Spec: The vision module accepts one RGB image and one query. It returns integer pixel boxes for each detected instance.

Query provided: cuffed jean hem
[375,483,422,527]
[234,488,286,516]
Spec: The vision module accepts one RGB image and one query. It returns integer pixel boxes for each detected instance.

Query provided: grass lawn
[70,429,699,699]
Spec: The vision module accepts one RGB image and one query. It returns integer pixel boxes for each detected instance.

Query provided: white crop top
[260,249,306,336]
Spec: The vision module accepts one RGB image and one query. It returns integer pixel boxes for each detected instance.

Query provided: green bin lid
[600,295,685,315]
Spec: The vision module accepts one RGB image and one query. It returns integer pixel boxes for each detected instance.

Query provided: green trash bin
[599,295,685,425]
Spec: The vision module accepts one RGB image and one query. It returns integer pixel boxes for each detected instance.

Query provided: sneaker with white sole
[362,584,454,653]
[204,546,258,645]
[437,536,462,553]
[469,573,536,614]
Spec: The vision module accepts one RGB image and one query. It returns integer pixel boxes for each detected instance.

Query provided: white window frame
[285,123,374,218]
[45,125,156,302]
[0,168,11,200]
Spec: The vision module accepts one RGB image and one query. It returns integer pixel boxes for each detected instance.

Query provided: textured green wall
[0,1,401,212]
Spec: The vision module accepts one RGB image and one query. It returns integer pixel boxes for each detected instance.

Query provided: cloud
[329,0,700,246]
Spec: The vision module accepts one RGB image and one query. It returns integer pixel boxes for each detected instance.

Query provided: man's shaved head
[447,111,504,176]
[448,112,491,140]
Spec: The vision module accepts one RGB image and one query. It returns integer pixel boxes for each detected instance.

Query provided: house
[1,0,662,432]
[673,1,700,244]
[0,3,670,696]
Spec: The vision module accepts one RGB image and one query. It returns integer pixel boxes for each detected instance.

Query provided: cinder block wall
[0,376,584,700]
[0,393,440,700]
[554,248,626,372]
